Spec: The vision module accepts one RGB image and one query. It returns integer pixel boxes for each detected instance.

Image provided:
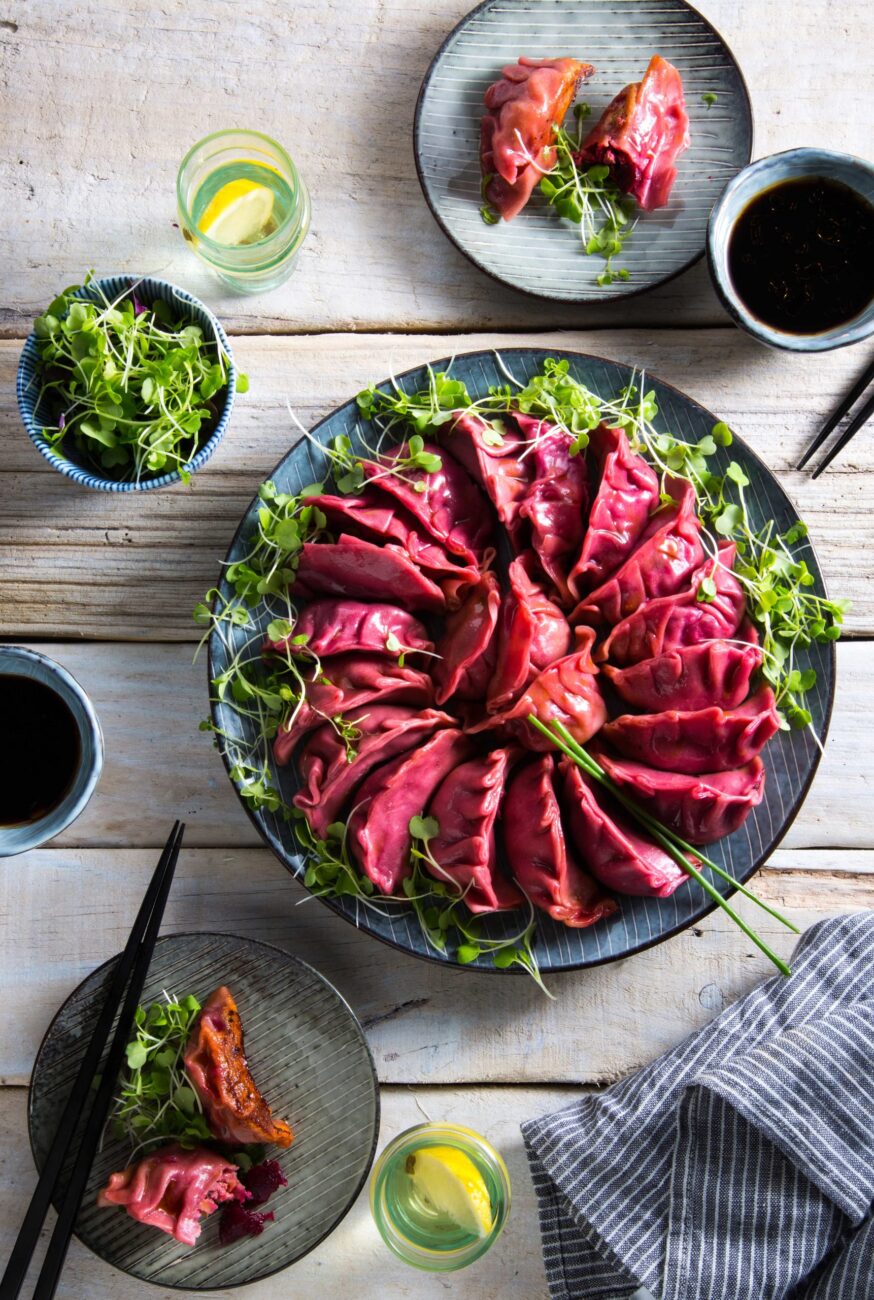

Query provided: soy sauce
[0,675,80,825]
[727,176,874,334]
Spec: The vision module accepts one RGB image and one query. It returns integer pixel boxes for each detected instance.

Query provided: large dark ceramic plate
[210,349,834,974]
[29,933,380,1289]
[414,0,753,301]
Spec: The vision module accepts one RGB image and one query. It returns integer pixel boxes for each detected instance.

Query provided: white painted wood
[2,639,863,852]
[2,846,871,1088]
[2,331,873,638]
[0,1085,553,1298]
[1,0,872,334]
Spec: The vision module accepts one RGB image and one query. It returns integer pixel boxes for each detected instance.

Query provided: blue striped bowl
[0,646,103,857]
[16,275,236,491]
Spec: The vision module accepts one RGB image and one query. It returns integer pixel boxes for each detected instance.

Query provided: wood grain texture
[2,846,871,1087]
[0,639,863,851]
[3,331,873,638]
[0,1085,552,1298]
[2,0,873,334]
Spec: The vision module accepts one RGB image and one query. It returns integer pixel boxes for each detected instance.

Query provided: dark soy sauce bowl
[0,646,103,856]
[707,147,874,352]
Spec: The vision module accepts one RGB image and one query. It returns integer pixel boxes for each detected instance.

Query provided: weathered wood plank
[2,846,871,1087]
[0,1084,552,1298]
[2,331,872,638]
[8,639,868,852]
[2,0,872,334]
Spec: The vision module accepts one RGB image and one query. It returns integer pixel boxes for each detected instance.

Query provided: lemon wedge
[198,179,275,246]
[408,1146,493,1238]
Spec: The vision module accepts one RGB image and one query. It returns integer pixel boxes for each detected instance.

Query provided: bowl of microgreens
[17,273,245,491]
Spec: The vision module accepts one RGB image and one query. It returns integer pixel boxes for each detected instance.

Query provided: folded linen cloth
[522,913,874,1300]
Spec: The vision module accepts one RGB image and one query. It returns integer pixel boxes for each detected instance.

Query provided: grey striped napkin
[522,913,874,1300]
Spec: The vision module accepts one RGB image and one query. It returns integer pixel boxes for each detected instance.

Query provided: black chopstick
[797,351,874,472]
[811,386,874,479]
[1,822,184,1300]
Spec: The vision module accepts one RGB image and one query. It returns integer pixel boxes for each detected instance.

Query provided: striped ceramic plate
[28,933,379,1289]
[414,0,753,301]
[209,348,834,977]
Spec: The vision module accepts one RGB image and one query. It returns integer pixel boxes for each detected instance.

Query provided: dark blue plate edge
[207,346,835,977]
[26,931,382,1292]
[412,0,755,304]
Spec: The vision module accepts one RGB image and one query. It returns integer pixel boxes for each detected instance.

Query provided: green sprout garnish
[30,274,244,484]
[111,993,212,1157]
[702,92,718,108]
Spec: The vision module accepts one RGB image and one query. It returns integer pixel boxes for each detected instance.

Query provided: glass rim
[176,128,304,255]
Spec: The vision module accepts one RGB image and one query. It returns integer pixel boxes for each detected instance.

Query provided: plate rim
[412,0,755,303]
[208,345,836,976]
[27,930,382,1292]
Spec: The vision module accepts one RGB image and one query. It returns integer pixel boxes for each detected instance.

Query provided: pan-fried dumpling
[575,55,690,211]
[434,571,501,704]
[293,535,446,613]
[502,754,617,926]
[602,636,762,714]
[441,411,532,542]
[360,440,493,564]
[568,424,660,596]
[481,57,595,221]
[293,705,453,837]
[272,655,434,765]
[348,728,473,894]
[487,552,570,712]
[97,1145,246,1246]
[598,542,746,665]
[426,747,524,913]
[475,627,606,749]
[512,413,589,603]
[304,489,479,595]
[561,759,688,896]
[602,686,780,774]
[184,986,293,1147]
[572,478,703,626]
[592,745,766,844]
[264,599,433,660]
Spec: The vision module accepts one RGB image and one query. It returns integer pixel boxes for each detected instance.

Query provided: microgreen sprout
[702,92,718,108]
[30,275,243,484]
[111,993,212,1157]
[539,108,636,283]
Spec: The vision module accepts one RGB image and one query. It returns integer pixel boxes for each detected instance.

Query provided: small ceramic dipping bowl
[707,148,874,352]
[17,275,236,491]
[0,647,103,856]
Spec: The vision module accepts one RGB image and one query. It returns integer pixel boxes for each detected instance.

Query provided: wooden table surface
[2,2,872,1296]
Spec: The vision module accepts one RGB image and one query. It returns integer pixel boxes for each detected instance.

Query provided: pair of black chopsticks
[797,350,874,477]
[1,822,185,1300]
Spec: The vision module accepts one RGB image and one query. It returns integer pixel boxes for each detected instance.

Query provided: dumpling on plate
[575,54,690,210]
[602,686,780,774]
[481,56,594,221]
[426,747,524,913]
[272,654,434,765]
[598,542,747,665]
[561,759,688,897]
[97,1144,246,1245]
[264,599,433,660]
[567,423,660,597]
[502,754,617,926]
[184,986,293,1148]
[572,478,703,627]
[512,412,589,603]
[293,536,447,613]
[487,552,571,713]
[602,634,762,714]
[441,411,532,542]
[433,570,501,704]
[592,744,766,844]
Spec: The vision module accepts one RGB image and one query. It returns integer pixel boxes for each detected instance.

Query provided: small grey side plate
[414,0,753,301]
[28,932,380,1290]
